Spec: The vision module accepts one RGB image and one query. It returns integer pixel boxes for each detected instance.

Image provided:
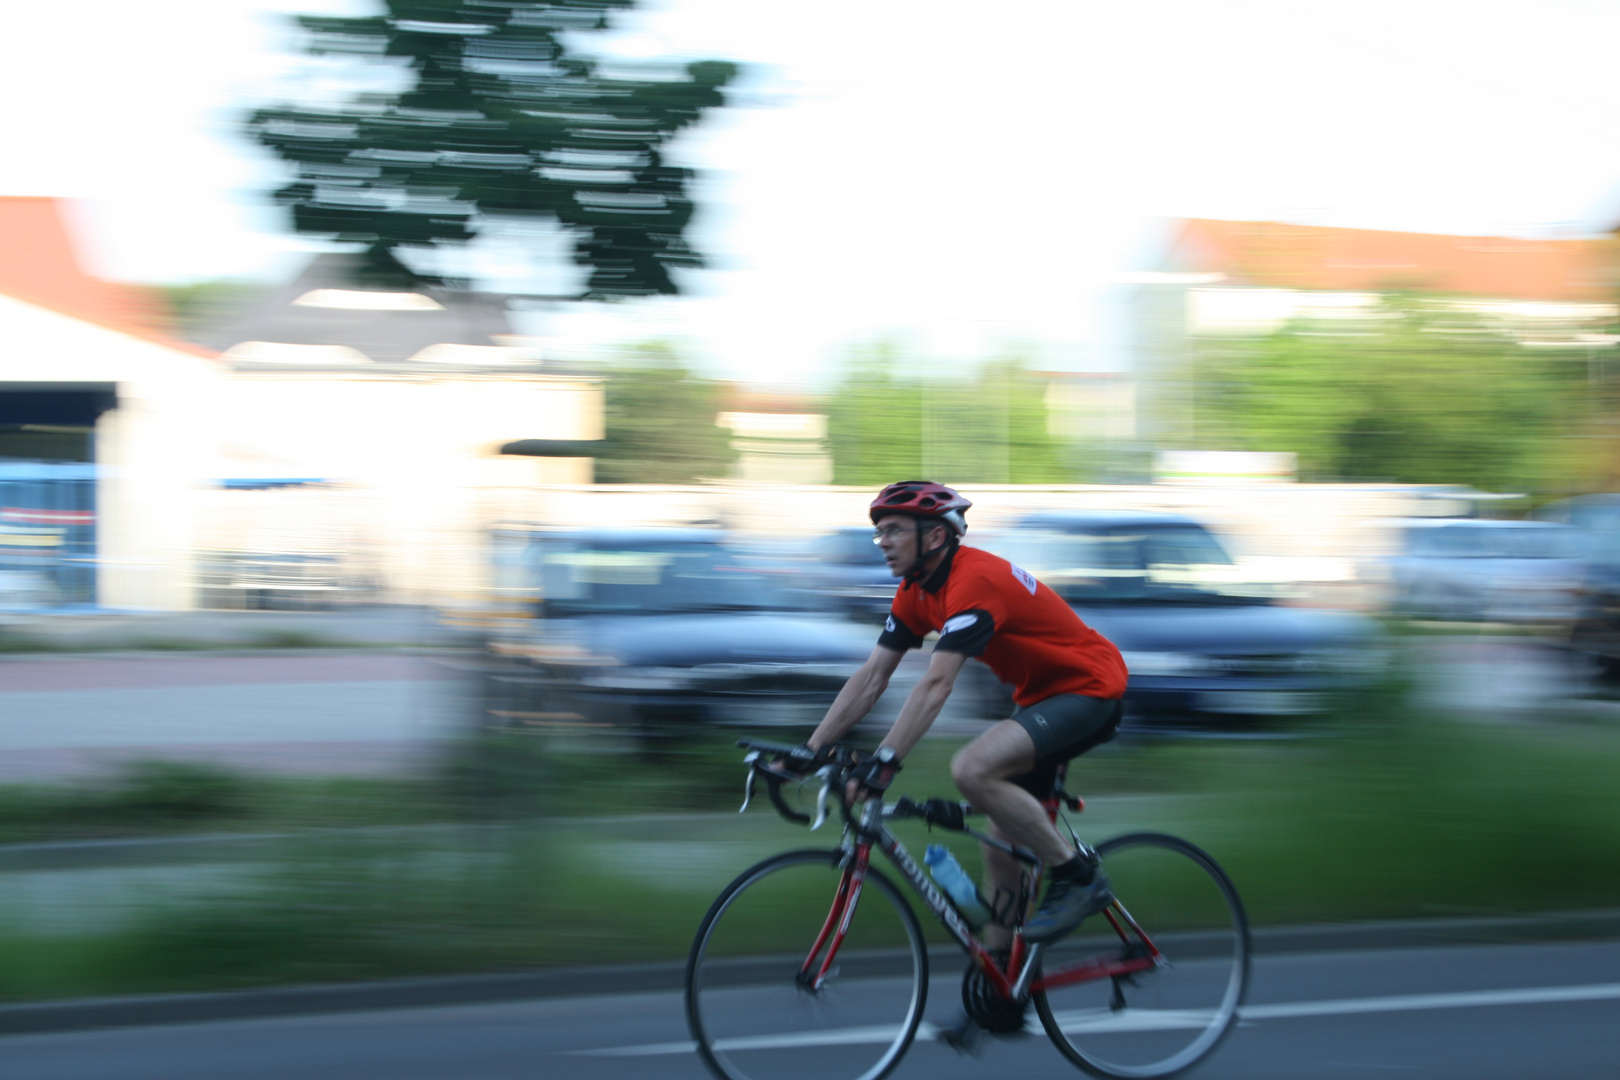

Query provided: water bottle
[924,844,991,927]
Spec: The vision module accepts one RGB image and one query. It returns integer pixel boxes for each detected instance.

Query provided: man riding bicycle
[799,480,1129,956]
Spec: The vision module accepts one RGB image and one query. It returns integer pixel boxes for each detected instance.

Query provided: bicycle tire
[1033,832,1250,1080]
[687,849,929,1080]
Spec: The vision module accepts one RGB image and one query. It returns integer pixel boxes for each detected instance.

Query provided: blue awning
[218,478,330,490]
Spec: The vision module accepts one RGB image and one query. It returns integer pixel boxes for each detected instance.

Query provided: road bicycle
[686,739,1250,1080]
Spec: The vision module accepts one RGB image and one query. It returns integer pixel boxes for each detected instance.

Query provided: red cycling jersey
[880,545,1128,706]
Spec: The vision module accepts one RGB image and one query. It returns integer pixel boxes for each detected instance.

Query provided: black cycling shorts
[1009,693,1123,798]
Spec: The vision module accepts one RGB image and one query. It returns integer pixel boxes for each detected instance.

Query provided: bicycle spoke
[1034,833,1249,1080]
[688,850,928,1080]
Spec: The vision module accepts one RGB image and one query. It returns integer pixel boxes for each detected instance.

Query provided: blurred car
[483,528,875,737]
[1534,495,1620,673]
[988,511,1381,725]
[0,568,56,610]
[800,526,898,621]
[196,550,357,611]
[1383,518,1583,624]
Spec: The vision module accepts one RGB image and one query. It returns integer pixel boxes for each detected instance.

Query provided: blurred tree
[926,358,1071,484]
[158,280,265,338]
[1184,295,1587,492]
[247,0,737,297]
[825,343,923,486]
[825,347,1070,485]
[593,343,736,483]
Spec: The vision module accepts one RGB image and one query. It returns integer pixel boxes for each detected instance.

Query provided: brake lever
[810,764,834,831]
[740,750,760,813]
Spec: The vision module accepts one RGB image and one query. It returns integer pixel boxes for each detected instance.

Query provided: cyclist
[800,481,1128,959]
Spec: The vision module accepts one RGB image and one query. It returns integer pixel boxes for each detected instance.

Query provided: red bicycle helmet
[869,480,972,536]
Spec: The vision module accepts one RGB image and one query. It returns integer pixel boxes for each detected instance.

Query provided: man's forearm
[808,664,889,749]
[881,670,955,759]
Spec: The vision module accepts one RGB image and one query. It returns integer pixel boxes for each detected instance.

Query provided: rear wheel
[1033,833,1249,1079]
[687,849,928,1080]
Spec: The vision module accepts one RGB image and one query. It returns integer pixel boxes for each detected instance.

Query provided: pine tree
[248,0,736,297]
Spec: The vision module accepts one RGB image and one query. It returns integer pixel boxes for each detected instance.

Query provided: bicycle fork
[796,844,873,993]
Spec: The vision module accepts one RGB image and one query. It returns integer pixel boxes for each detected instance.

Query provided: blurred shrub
[1183,294,1591,492]
[107,762,249,822]
[0,762,249,841]
[825,345,1074,485]
[593,344,737,483]
[0,632,50,654]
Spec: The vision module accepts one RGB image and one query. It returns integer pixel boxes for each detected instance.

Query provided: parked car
[986,511,1381,725]
[800,526,898,622]
[0,568,56,610]
[1535,495,1620,674]
[1382,518,1583,624]
[482,528,875,739]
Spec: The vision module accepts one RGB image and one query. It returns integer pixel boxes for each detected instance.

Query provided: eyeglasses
[872,524,915,543]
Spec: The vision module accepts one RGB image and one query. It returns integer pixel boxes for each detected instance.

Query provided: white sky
[5,0,1620,388]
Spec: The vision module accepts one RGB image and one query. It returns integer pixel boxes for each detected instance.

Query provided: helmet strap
[903,519,953,583]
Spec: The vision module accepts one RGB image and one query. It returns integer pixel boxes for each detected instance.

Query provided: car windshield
[818,529,887,566]
[1421,524,1580,559]
[528,539,787,614]
[1004,525,1258,602]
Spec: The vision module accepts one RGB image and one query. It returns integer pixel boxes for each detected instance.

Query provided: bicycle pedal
[937,1018,983,1056]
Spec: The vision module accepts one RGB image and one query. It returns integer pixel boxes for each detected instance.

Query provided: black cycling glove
[775,743,827,775]
[848,752,901,792]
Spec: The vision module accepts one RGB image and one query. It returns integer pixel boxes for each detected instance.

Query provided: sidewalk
[4,909,1620,1036]
[0,609,484,781]
[0,605,469,651]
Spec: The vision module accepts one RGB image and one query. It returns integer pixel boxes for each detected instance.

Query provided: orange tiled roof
[0,196,213,356]
[1167,218,1614,303]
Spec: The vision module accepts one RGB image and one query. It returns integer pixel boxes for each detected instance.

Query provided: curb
[4,909,1620,1037]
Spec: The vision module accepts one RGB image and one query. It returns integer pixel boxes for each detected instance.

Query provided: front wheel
[687,849,928,1080]
[1033,833,1250,1080]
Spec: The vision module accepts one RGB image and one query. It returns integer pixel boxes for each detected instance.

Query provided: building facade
[0,198,602,611]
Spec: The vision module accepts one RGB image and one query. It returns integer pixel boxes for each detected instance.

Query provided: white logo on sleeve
[884,615,897,633]
[942,613,979,635]
[1010,564,1037,595]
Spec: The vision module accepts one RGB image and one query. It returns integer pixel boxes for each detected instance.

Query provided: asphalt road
[4,939,1618,1080]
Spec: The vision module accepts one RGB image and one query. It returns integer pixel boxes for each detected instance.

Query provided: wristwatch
[875,746,899,765]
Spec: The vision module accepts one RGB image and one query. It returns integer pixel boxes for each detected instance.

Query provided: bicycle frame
[799,799,1162,1005]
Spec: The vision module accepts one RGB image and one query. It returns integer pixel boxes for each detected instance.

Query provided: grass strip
[2,678,1620,1002]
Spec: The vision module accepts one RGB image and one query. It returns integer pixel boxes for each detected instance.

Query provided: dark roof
[1017,510,1205,530]
[202,253,516,365]
[529,528,730,547]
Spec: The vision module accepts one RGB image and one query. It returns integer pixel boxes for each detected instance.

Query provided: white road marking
[567,982,1620,1056]
[1240,982,1620,1021]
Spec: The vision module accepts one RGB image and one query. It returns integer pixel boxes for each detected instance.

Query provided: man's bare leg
[950,720,1076,951]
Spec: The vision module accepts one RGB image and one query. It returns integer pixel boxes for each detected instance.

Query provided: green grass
[4,672,1620,1003]
[0,763,463,844]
